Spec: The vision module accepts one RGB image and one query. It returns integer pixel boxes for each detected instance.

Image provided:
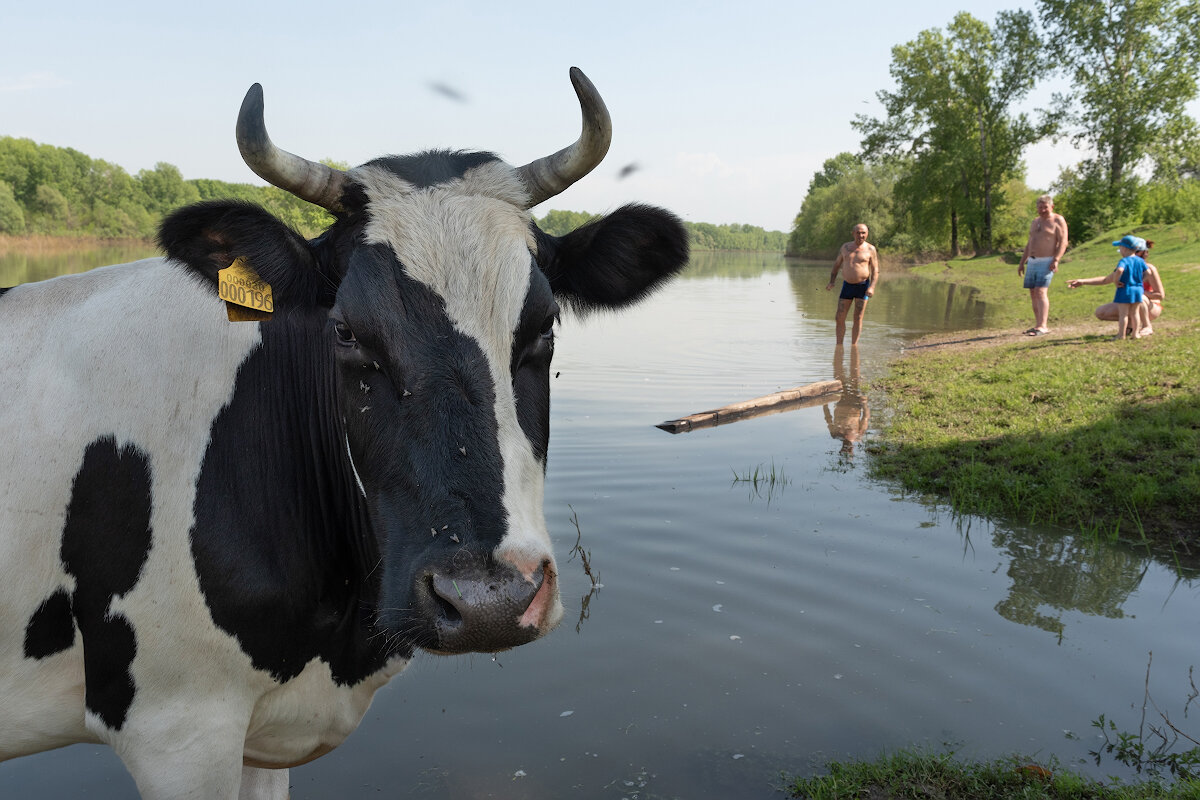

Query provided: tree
[33,184,71,229]
[0,181,26,234]
[855,11,1050,254]
[1040,0,1200,190]
[138,162,200,216]
[788,161,898,258]
[807,153,863,193]
[536,209,598,236]
[1038,0,1200,235]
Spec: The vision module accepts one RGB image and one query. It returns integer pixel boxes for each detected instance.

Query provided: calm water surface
[3,249,1197,798]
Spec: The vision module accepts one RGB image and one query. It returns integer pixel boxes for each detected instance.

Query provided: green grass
[868,224,1200,549]
[787,750,1200,799]
[731,460,791,502]
[907,221,1200,328]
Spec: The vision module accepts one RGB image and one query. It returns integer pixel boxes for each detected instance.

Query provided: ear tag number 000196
[218,258,274,322]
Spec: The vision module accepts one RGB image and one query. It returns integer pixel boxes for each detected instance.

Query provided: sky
[3,0,1188,232]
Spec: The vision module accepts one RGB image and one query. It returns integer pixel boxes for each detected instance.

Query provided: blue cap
[1112,235,1142,250]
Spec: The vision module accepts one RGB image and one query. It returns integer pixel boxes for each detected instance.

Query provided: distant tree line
[789,0,1200,259]
[537,209,787,251]
[0,139,787,252]
[0,137,337,239]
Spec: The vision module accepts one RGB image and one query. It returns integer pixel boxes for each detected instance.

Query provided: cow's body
[0,69,687,798]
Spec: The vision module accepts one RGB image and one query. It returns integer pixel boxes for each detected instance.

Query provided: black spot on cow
[59,437,154,730]
[510,263,555,464]
[23,588,75,658]
[190,316,383,685]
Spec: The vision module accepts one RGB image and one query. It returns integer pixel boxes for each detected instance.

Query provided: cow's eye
[539,314,557,340]
[334,321,357,346]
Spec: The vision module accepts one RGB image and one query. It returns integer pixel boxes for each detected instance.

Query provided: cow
[0,67,688,798]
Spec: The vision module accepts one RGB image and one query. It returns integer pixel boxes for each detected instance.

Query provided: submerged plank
[656,379,843,434]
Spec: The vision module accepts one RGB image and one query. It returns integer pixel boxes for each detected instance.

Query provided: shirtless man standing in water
[1017,194,1069,336]
[825,223,879,346]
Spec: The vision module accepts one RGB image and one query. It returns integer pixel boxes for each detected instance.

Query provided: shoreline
[0,234,154,255]
[866,249,1200,552]
[896,317,1190,355]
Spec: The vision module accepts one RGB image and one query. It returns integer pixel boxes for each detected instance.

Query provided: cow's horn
[517,67,612,209]
[236,84,348,213]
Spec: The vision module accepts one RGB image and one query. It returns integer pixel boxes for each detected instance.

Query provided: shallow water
[3,249,1196,798]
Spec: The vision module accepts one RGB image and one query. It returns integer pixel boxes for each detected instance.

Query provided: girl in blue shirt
[1068,235,1148,339]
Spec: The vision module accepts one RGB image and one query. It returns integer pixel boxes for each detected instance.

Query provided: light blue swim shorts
[1023,256,1055,289]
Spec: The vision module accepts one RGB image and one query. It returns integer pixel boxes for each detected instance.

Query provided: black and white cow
[0,68,687,798]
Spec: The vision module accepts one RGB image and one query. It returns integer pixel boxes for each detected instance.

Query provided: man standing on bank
[826,223,880,346]
[1017,194,1069,336]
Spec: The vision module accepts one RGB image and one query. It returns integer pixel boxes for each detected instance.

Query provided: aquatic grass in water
[731,460,790,502]
[1091,654,1200,782]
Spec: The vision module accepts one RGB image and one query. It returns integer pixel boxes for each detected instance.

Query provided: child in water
[1067,235,1148,339]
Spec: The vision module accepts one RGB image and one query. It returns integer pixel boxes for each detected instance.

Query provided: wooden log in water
[656,379,843,434]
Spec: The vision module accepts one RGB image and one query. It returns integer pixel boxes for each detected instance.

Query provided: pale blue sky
[2,0,1177,231]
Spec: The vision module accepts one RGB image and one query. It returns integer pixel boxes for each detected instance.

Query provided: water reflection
[824,345,870,458]
[682,249,791,279]
[0,241,159,286]
[992,523,1149,642]
[786,262,993,334]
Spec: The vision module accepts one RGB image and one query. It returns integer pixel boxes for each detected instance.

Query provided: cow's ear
[158,200,328,309]
[538,204,689,312]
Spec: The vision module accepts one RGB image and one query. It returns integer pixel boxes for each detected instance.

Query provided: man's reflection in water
[824,344,870,457]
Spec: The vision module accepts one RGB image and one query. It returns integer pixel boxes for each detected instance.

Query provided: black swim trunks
[839,280,871,300]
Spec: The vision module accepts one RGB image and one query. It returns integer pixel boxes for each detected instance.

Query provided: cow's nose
[422,560,552,654]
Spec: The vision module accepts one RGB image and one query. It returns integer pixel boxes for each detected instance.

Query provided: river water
[2,248,1197,798]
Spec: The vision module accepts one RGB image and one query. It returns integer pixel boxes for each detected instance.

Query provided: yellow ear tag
[218,257,274,322]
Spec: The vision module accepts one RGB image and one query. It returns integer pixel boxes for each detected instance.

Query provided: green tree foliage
[0,181,26,234]
[138,162,200,215]
[992,176,1041,251]
[33,184,70,226]
[1051,161,1144,241]
[1039,0,1200,192]
[685,221,787,251]
[807,152,862,192]
[787,158,897,258]
[854,11,1049,254]
[537,209,786,251]
[0,137,340,240]
[536,209,599,236]
[0,136,774,250]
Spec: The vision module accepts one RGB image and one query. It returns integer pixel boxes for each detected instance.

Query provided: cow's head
[160,69,687,660]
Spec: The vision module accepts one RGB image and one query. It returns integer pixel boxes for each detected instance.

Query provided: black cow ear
[540,204,689,313]
[158,200,325,310]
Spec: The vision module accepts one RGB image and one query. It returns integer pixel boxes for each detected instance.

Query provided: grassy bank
[867,223,1200,549]
[787,750,1200,799]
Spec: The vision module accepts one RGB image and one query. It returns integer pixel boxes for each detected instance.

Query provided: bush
[0,181,26,234]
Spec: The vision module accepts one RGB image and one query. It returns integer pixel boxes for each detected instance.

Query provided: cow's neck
[190,314,389,684]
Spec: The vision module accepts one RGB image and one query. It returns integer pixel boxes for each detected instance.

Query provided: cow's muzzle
[418,557,558,655]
